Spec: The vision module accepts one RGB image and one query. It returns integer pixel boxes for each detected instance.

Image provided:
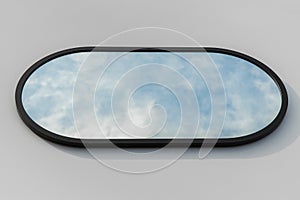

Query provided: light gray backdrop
[1,0,300,199]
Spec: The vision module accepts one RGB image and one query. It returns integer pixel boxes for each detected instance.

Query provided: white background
[1,0,300,199]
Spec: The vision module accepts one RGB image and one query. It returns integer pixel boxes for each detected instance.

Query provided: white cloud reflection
[21,52,282,139]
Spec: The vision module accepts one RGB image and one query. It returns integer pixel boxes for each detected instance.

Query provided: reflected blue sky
[22,52,282,139]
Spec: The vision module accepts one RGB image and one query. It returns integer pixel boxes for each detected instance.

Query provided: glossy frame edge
[15,46,288,148]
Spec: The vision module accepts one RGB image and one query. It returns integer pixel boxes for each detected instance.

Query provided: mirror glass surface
[21,50,282,140]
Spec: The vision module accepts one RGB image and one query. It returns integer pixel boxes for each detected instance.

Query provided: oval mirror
[16,47,288,147]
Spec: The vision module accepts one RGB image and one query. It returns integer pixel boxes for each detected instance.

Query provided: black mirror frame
[15,47,288,148]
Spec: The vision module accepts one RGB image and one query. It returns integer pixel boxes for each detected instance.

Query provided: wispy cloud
[22,52,282,139]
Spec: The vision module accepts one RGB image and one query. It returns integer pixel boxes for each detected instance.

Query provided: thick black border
[15,47,288,148]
